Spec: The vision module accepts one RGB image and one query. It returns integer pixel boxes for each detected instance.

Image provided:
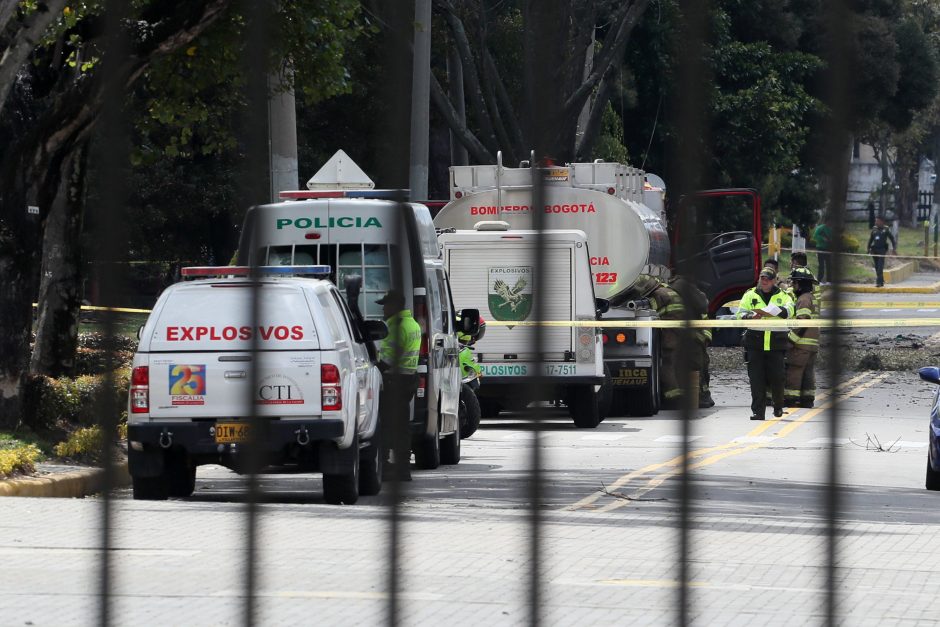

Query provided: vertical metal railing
[79,2,867,625]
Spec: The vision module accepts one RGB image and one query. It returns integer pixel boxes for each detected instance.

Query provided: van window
[426,269,443,331]
[325,243,396,319]
[436,270,453,333]
[316,293,344,341]
[330,290,364,342]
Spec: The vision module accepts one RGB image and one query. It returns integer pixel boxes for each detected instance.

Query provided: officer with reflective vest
[735,267,795,420]
[669,275,714,408]
[629,275,686,409]
[784,267,820,408]
[377,289,422,481]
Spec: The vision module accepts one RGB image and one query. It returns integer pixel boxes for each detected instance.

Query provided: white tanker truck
[433,154,761,416]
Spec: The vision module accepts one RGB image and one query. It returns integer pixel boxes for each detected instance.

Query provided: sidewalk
[0,460,130,498]
[828,271,940,294]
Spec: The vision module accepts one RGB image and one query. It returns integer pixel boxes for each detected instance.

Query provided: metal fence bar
[240,2,274,625]
[672,2,710,623]
[95,1,131,624]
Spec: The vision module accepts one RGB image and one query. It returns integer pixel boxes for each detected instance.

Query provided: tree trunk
[29,144,88,378]
[0,154,42,427]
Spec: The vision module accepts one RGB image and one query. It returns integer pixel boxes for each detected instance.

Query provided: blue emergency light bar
[181,265,332,278]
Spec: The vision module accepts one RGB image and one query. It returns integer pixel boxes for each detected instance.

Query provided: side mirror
[361,319,388,342]
[459,308,480,336]
[919,366,940,385]
[595,298,610,316]
[137,325,145,341]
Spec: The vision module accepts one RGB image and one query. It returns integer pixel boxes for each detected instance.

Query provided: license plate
[215,422,252,444]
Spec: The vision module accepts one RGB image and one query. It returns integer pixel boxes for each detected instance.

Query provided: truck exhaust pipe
[626,298,652,311]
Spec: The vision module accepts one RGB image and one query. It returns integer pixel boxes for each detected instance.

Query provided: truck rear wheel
[440,414,461,465]
[358,436,383,496]
[165,453,196,498]
[323,434,360,505]
[132,476,169,501]
[459,384,482,438]
[569,385,601,428]
[414,404,441,469]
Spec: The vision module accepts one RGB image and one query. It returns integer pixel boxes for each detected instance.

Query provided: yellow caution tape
[725,300,940,309]
[488,318,940,328]
[778,245,940,261]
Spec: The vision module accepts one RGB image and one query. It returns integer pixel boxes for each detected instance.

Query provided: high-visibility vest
[735,286,795,351]
[379,310,421,374]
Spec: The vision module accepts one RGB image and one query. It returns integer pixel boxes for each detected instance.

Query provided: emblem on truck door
[488,266,533,322]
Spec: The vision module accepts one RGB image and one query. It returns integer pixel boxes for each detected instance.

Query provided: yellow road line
[566,371,875,512]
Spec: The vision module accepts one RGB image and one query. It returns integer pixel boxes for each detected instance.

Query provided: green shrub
[22,370,130,431]
[841,234,860,253]
[53,426,105,464]
[0,444,42,478]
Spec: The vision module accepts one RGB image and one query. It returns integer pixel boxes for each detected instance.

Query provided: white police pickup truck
[126,266,386,504]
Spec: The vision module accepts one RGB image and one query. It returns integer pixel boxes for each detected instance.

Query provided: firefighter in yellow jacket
[735,267,795,420]
[670,275,714,408]
[628,275,686,409]
[784,267,820,408]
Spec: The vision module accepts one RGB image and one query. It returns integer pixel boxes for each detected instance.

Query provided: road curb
[828,280,940,294]
[0,462,130,498]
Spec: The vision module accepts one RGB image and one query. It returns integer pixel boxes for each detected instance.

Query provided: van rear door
[143,283,323,418]
[446,241,573,360]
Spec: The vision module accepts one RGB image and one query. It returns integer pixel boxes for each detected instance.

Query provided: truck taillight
[415,297,429,358]
[321,364,342,411]
[417,374,427,399]
[130,366,149,414]
[576,325,595,363]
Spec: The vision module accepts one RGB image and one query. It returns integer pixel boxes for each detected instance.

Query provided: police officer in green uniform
[736,267,795,420]
[376,289,422,481]
[784,267,820,408]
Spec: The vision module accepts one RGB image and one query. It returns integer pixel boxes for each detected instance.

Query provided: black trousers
[871,252,886,286]
[746,348,785,418]
[816,252,830,283]
[380,373,418,465]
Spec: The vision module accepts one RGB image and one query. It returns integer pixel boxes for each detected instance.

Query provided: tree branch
[431,71,493,163]
[0,0,68,117]
[562,0,649,125]
[483,47,525,162]
[435,0,498,154]
[575,73,614,160]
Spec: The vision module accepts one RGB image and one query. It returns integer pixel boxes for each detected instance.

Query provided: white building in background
[847,140,935,222]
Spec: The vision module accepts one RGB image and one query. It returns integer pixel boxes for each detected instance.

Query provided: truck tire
[323,434,360,505]
[358,436,383,496]
[627,387,657,417]
[441,413,461,465]
[165,453,196,498]
[414,404,441,470]
[569,385,601,428]
[459,384,482,438]
[927,460,940,491]
[132,476,169,501]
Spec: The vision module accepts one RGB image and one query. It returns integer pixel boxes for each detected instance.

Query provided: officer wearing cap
[376,289,422,481]
[785,267,820,408]
[735,267,795,420]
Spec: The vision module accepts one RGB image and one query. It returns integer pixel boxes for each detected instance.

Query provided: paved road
[2,369,938,625]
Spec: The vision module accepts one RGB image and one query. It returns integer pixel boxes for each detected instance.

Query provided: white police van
[237,151,479,468]
[127,266,386,504]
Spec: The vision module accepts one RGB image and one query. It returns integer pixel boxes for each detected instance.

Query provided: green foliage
[23,370,130,431]
[0,444,42,478]
[589,104,630,164]
[53,426,105,464]
[841,234,861,253]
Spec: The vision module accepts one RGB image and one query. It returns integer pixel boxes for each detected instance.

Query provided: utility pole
[409,0,432,200]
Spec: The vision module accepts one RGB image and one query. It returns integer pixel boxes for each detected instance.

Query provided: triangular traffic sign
[306,149,375,190]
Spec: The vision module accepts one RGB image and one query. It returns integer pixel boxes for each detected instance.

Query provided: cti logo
[276,216,382,229]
